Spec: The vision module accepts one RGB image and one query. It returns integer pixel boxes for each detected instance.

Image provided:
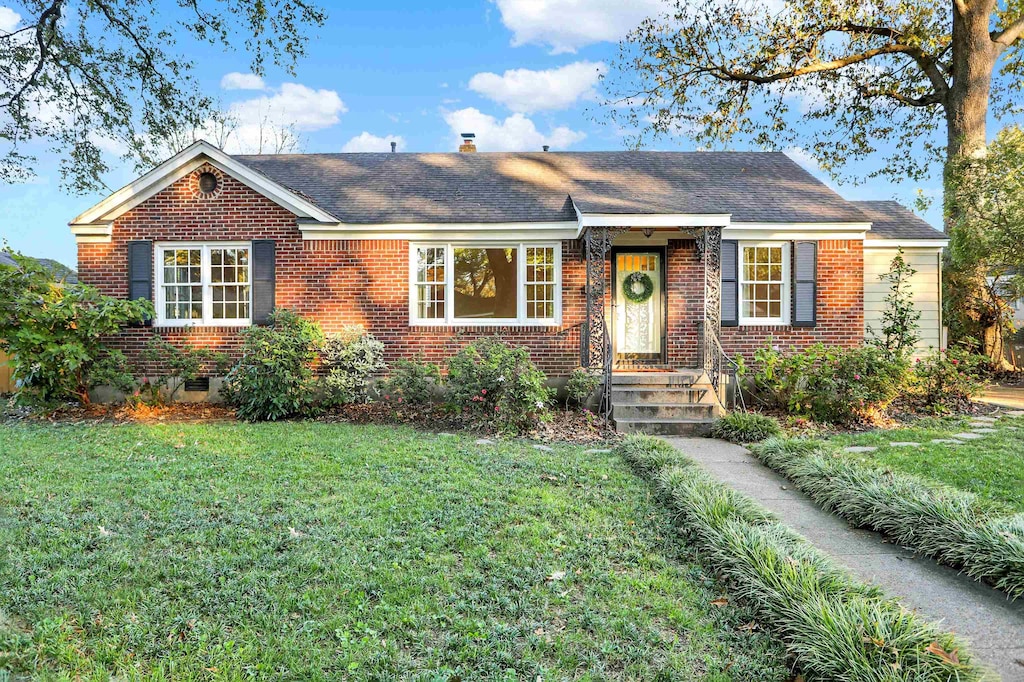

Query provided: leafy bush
[222,309,324,421]
[908,347,987,413]
[447,337,552,434]
[0,251,152,405]
[710,412,782,443]
[867,248,921,358]
[321,325,386,406]
[137,335,229,404]
[565,367,601,407]
[615,435,982,681]
[749,342,908,424]
[750,437,1024,599]
[381,357,441,405]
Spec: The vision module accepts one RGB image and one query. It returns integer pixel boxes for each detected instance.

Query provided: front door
[613,249,666,366]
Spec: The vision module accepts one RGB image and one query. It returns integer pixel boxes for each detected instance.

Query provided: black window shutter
[127,240,153,302]
[251,240,276,325]
[721,240,739,327]
[792,241,817,327]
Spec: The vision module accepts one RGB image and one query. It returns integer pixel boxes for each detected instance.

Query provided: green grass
[828,413,1024,513]
[0,421,788,681]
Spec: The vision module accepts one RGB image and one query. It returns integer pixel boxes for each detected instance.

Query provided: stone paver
[930,438,962,444]
[954,432,985,440]
[972,428,999,434]
[972,416,999,424]
[843,446,878,453]
[584,448,611,454]
[532,444,554,452]
[888,441,920,447]
[664,437,1024,680]
[475,438,494,445]
[1006,410,1024,418]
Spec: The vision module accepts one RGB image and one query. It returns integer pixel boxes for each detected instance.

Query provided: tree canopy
[0,0,325,193]
[606,0,1024,183]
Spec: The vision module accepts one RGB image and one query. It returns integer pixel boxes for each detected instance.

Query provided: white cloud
[784,146,820,172]
[443,107,585,152]
[341,132,406,153]
[494,0,665,53]
[220,72,266,91]
[229,83,346,133]
[0,6,20,33]
[469,61,606,114]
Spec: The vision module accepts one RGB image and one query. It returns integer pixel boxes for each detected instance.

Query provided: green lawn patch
[0,421,787,680]
[828,413,1024,513]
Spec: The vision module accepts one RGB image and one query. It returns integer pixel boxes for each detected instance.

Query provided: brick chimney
[459,132,477,153]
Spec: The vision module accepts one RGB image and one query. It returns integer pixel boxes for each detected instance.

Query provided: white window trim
[154,242,252,327]
[408,242,562,327]
[739,241,790,326]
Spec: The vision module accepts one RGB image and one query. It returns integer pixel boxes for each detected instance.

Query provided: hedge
[614,434,982,682]
[749,437,1024,600]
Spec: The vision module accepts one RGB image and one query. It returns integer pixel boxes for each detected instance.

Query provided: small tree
[0,249,152,405]
[869,248,921,358]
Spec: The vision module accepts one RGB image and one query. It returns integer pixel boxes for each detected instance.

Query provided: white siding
[864,246,943,355]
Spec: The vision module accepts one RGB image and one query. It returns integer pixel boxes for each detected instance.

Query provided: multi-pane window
[411,243,560,325]
[415,247,446,320]
[740,243,788,324]
[156,244,251,326]
[525,246,556,319]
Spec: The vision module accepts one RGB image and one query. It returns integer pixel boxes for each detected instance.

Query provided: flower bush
[222,309,324,421]
[908,346,988,413]
[321,325,386,406]
[748,342,908,424]
[380,357,442,405]
[565,367,601,408]
[447,337,552,434]
[0,250,152,405]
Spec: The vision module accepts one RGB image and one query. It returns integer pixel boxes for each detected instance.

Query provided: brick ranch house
[71,138,948,432]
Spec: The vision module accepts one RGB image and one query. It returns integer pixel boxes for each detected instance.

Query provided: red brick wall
[79,167,864,379]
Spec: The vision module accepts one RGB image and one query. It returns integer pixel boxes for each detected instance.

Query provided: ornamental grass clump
[614,434,982,681]
[750,437,1024,599]
[709,411,782,443]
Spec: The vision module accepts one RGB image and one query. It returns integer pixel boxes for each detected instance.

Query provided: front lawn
[0,421,786,680]
[828,412,1024,512]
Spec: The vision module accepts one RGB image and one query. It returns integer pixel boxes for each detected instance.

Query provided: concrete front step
[610,371,705,388]
[612,402,716,420]
[611,387,710,405]
[613,417,713,436]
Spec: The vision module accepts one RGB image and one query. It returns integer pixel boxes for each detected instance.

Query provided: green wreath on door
[622,271,655,304]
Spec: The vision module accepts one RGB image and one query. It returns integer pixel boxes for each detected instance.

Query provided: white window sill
[409,319,561,328]
[738,319,790,327]
[153,320,252,328]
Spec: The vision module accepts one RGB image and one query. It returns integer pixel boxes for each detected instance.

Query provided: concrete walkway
[979,385,1024,410]
[664,437,1024,681]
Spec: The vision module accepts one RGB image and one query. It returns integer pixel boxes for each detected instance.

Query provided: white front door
[614,251,664,363]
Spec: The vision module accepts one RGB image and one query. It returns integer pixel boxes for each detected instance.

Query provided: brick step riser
[612,403,715,420]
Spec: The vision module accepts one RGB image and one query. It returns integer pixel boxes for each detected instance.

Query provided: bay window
[411,243,560,325]
[156,243,251,326]
[739,242,789,325]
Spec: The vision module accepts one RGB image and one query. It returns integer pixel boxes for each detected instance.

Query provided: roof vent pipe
[542,145,549,152]
[390,141,397,153]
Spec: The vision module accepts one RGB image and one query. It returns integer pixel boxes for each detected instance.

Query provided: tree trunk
[943,0,1009,365]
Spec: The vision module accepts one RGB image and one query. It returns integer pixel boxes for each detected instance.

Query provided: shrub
[0,251,152,405]
[137,335,229,404]
[381,357,441,405]
[750,437,1024,599]
[565,367,601,407]
[867,248,921,358]
[749,342,908,424]
[321,325,386,406]
[222,309,324,421]
[447,337,552,434]
[615,435,982,681]
[908,347,987,413]
[709,412,782,443]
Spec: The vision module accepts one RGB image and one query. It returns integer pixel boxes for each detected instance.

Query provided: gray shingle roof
[234,151,869,225]
[854,201,947,241]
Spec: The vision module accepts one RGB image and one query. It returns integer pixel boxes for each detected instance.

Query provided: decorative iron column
[700,226,723,390]
[582,226,628,416]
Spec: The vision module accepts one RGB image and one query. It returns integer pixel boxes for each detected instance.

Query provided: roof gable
[69,141,338,241]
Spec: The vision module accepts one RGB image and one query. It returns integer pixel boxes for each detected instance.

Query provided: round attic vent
[198,172,219,194]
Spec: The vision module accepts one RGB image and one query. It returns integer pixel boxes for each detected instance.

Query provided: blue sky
[0,0,948,268]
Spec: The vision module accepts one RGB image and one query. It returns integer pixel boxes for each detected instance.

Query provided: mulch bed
[2,397,618,445]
